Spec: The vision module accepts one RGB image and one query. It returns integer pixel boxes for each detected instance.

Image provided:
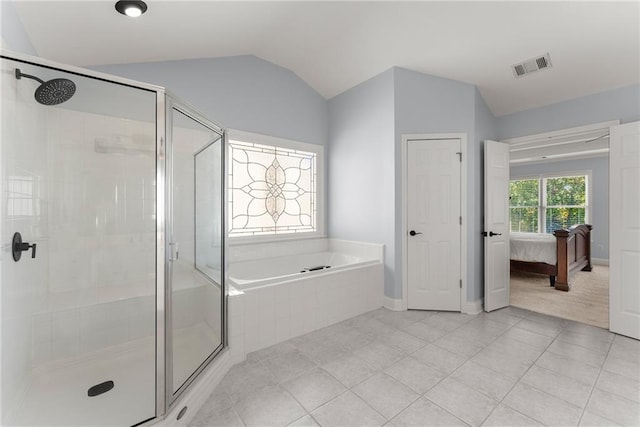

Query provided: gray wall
[328,66,492,304]
[392,67,480,302]
[496,84,640,139]
[0,0,37,55]
[328,70,396,297]
[510,156,609,260]
[92,56,329,148]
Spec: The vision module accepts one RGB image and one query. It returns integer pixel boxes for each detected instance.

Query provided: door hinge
[460,279,462,288]
[456,152,462,162]
[459,216,462,225]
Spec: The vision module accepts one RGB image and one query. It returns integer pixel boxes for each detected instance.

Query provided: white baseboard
[462,298,483,315]
[384,296,482,314]
[384,296,406,311]
[592,258,609,266]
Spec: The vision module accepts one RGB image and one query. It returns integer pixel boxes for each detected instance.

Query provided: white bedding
[510,232,557,265]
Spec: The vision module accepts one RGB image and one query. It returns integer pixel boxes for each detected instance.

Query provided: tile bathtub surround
[191,307,640,427]
[240,262,384,354]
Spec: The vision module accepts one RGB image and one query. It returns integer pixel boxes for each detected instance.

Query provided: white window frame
[510,170,592,234]
[227,129,325,243]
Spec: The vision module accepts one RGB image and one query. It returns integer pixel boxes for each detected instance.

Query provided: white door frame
[504,121,624,331]
[401,133,469,312]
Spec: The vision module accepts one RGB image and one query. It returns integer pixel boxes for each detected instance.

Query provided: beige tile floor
[190,307,640,427]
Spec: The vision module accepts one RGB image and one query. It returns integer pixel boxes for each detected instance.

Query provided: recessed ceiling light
[115,0,147,17]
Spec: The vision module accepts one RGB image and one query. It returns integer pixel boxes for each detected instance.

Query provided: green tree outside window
[510,175,587,233]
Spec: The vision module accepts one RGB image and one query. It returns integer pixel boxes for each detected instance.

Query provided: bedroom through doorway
[504,123,612,329]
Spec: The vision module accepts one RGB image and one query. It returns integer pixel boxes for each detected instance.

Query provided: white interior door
[609,121,640,339]
[407,139,461,311]
[484,140,510,312]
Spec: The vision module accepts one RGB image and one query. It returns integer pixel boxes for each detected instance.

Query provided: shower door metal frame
[155,89,168,418]
[163,94,227,410]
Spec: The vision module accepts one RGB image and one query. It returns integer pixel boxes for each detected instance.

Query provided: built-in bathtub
[226,238,384,356]
[229,251,378,289]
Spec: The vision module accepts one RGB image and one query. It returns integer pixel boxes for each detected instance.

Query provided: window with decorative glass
[510,173,589,234]
[228,132,322,237]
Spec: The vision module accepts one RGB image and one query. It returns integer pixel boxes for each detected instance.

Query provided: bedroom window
[510,174,589,234]
[228,131,323,238]
[509,178,540,232]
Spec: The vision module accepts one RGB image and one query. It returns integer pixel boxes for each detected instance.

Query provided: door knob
[489,231,502,236]
[409,230,423,236]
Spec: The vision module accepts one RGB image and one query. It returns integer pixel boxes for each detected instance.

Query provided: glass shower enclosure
[0,51,226,426]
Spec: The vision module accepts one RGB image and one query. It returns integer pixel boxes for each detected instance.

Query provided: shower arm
[15,69,45,85]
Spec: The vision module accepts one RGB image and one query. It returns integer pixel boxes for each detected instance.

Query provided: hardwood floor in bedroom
[510,265,609,329]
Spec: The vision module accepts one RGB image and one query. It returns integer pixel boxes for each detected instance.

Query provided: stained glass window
[229,139,317,236]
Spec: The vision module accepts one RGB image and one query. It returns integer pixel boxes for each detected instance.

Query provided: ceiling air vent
[512,53,552,78]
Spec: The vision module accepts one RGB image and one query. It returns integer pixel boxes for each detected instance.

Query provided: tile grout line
[576,335,620,426]
[259,324,393,426]
[457,312,540,425]
[553,332,616,355]
[345,327,433,423]
[203,309,487,425]
[319,311,471,425]
[194,307,629,427]
[479,315,594,426]
[473,310,560,425]
[392,312,523,426]
[204,321,458,426]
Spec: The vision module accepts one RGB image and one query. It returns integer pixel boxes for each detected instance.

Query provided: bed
[510,224,593,291]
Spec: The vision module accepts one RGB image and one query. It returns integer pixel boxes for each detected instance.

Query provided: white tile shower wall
[27,111,224,368]
[30,296,157,366]
[23,105,157,368]
[30,268,217,368]
[1,59,50,415]
[45,108,156,298]
[241,263,384,354]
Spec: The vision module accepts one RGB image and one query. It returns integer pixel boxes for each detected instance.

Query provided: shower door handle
[169,242,179,261]
[12,232,37,261]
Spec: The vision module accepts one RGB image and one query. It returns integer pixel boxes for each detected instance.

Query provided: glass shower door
[167,103,224,401]
[0,55,157,426]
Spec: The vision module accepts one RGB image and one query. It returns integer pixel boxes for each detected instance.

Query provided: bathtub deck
[189,307,638,427]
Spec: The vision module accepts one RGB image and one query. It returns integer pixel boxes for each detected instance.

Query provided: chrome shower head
[15,68,76,106]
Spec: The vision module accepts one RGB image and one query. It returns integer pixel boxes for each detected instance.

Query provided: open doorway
[504,123,614,329]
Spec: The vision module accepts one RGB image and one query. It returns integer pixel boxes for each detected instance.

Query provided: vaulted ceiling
[11,1,640,116]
